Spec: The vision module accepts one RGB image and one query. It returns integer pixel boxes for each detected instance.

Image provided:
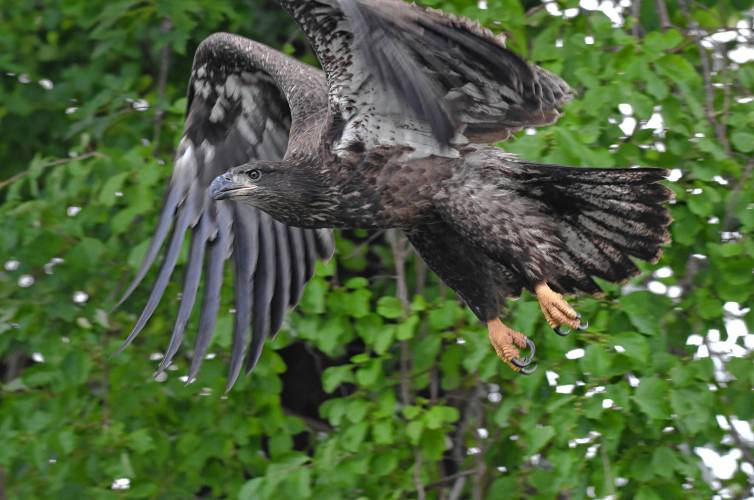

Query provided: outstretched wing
[280,0,573,156]
[118,33,334,390]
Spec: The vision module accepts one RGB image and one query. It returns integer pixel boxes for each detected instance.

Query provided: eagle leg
[534,282,586,336]
[487,319,537,374]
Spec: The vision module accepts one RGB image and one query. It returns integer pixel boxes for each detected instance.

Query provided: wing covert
[119,33,334,389]
[280,0,574,156]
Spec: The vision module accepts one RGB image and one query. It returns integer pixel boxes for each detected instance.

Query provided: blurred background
[1,0,753,498]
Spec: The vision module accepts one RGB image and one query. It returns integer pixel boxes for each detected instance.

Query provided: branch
[425,470,475,491]
[600,444,617,497]
[152,18,173,151]
[346,229,385,260]
[654,0,671,30]
[677,0,731,155]
[388,229,411,312]
[449,389,475,500]
[387,229,424,499]
[470,383,486,500]
[283,408,333,433]
[388,229,413,406]
[631,0,643,39]
[0,152,104,190]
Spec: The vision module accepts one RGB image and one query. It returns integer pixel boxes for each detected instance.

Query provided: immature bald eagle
[119,0,671,387]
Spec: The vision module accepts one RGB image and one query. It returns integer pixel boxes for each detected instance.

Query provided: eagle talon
[554,325,572,336]
[536,282,581,335]
[511,337,536,366]
[517,363,538,375]
[487,319,537,374]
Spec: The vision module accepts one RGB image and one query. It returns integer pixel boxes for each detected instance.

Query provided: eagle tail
[517,163,673,294]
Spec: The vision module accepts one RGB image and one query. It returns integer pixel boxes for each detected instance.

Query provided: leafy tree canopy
[1,0,753,498]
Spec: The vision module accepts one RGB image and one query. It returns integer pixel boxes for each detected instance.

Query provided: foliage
[1,0,753,498]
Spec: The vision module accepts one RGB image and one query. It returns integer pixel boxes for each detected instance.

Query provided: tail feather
[518,163,672,294]
[576,193,671,224]
[576,212,666,262]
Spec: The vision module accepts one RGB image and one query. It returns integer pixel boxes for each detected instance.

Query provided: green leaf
[580,344,612,377]
[322,365,354,393]
[420,429,446,459]
[633,376,671,420]
[345,277,368,289]
[402,405,421,420]
[346,400,369,423]
[127,429,154,454]
[643,29,683,53]
[355,360,381,387]
[611,332,650,364]
[371,450,398,476]
[406,420,423,445]
[377,296,404,319]
[651,446,678,478]
[99,172,129,206]
[731,131,754,153]
[372,421,394,445]
[341,422,368,452]
[619,292,670,335]
[239,478,265,500]
[395,314,419,340]
[527,425,556,455]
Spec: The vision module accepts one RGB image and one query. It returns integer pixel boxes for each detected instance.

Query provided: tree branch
[152,18,173,152]
[631,0,643,39]
[654,0,671,30]
[387,229,424,499]
[449,388,475,500]
[425,469,475,491]
[677,0,731,155]
[470,383,486,500]
[0,152,104,190]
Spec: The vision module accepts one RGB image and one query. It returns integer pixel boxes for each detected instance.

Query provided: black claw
[525,337,536,360]
[512,338,537,368]
[577,320,589,331]
[554,325,572,337]
[518,363,538,375]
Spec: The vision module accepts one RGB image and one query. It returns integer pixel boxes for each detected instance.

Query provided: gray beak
[209,173,257,200]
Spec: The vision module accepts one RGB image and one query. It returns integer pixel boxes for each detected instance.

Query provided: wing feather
[119,195,199,351]
[287,225,307,307]
[226,205,259,389]
[270,220,293,337]
[280,0,574,153]
[302,229,319,282]
[246,212,277,374]
[119,33,334,388]
[157,215,210,373]
[188,204,233,380]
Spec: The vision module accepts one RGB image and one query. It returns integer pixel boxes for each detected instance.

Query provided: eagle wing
[119,33,334,389]
[279,0,573,155]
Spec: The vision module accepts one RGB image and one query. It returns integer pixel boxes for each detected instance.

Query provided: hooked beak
[209,173,257,200]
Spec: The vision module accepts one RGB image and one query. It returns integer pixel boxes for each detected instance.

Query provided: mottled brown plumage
[121,1,672,386]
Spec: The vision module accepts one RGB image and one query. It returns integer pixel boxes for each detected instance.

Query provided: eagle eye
[246,169,261,181]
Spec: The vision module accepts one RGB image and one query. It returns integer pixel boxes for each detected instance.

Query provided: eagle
[119,0,672,388]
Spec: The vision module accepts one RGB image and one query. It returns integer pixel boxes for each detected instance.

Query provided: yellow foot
[534,282,587,336]
[487,319,537,374]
